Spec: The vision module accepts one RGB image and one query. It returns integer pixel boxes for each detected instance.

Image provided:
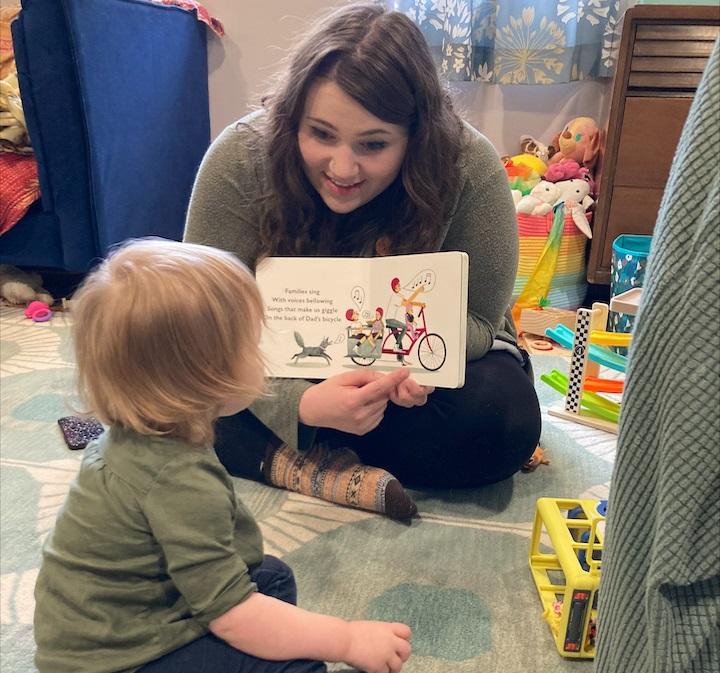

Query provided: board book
[255,251,469,388]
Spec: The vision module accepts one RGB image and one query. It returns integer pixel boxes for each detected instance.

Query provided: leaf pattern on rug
[0,308,73,378]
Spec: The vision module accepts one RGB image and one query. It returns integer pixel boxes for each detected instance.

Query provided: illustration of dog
[291,331,332,364]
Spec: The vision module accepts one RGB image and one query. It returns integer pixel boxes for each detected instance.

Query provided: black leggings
[214,350,541,489]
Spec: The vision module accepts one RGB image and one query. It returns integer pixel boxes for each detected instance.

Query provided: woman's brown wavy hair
[253,2,464,258]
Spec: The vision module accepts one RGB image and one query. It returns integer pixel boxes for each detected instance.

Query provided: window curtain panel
[392,1,625,83]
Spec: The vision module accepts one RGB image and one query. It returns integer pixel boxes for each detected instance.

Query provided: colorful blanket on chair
[1,4,40,236]
[149,0,225,37]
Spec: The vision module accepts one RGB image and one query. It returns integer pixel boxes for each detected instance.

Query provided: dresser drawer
[613,97,693,187]
[629,23,719,90]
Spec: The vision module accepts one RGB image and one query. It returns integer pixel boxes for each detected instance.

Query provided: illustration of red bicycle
[348,306,446,371]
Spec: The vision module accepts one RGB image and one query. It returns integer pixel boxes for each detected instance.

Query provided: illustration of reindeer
[291,331,332,364]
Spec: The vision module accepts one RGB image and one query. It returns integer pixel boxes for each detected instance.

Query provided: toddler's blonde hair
[71,238,267,445]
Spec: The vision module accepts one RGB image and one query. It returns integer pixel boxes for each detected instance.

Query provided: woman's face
[298,79,409,214]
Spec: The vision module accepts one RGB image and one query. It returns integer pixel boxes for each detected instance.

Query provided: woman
[185,3,541,519]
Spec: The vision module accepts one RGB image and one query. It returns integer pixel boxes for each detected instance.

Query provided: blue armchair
[1,0,211,272]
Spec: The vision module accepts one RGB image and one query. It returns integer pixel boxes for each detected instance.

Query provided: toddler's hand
[344,621,411,673]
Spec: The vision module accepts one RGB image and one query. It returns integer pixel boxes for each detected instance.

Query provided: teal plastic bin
[609,235,653,354]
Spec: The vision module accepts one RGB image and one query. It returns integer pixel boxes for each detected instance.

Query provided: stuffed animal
[519,134,553,164]
[507,153,547,178]
[547,117,605,175]
[515,181,562,216]
[0,264,54,306]
[553,178,594,211]
[544,160,596,197]
[552,178,594,238]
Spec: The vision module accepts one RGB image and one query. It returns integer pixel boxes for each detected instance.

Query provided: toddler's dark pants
[137,555,327,673]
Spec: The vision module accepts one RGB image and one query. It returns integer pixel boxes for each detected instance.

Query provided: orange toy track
[583,377,624,394]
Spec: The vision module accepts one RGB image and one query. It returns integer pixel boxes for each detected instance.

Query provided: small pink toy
[24,300,53,322]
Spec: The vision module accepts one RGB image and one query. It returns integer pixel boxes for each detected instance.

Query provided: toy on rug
[0,263,54,306]
[542,302,627,433]
[521,445,551,472]
[546,117,605,176]
[518,302,578,338]
[530,498,605,658]
[24,300,53,322]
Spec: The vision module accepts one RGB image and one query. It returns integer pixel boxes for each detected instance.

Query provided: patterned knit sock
[262,443,417,519]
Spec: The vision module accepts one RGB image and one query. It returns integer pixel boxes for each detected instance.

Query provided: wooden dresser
[586,4,720,284]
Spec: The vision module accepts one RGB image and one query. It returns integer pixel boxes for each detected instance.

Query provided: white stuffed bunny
[552,178,595,238]
[515,181,561,216]
[552,178,594,211]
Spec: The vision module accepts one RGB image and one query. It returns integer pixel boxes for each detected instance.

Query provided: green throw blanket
[595,37,720,673]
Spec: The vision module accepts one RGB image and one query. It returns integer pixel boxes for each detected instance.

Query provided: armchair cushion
[2,0,210,271]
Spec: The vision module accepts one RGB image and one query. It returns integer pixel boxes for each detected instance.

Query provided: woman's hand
[299,369,410,434]
[389,378,434,409]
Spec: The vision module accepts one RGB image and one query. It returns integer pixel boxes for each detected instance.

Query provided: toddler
[33,239,411,673]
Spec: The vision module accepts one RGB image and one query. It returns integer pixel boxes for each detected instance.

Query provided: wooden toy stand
[543,289,643,431]
[547,302,619,433]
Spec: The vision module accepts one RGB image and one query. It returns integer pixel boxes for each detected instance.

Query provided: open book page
[255,251,468,388]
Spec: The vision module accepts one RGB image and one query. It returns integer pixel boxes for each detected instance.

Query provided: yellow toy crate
[529,497,606,658]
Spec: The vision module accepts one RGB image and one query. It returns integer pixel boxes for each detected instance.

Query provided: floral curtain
[391,1,625,84]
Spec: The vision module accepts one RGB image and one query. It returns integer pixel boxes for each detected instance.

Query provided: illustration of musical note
[405,269,436,292]
[351,286,365,310]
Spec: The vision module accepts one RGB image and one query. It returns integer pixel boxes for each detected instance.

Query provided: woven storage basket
[512,211,590,311]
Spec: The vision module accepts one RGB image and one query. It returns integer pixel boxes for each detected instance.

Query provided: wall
[201,0,629,156]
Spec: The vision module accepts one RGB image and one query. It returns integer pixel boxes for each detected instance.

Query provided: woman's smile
[324,174,366,196]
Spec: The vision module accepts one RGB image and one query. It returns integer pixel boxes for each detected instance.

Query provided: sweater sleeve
[441,125,520,361]
[184,117,318,450]
[184,119,265,267]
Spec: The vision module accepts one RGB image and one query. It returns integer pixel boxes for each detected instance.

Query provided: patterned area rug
[0,305,619,672]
